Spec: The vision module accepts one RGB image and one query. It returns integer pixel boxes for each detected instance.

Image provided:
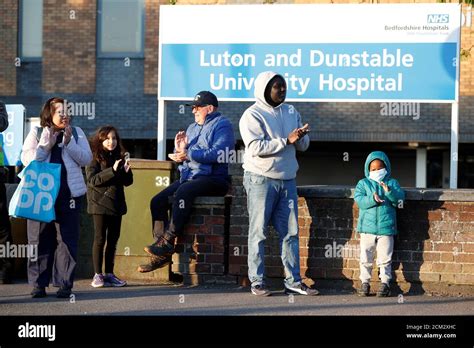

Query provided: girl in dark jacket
[86,126,133,288]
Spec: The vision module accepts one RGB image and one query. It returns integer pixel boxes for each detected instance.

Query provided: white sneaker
[91,273,105,288]
[285,283,319,296]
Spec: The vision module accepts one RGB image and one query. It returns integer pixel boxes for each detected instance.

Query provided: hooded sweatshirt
[354,151,405,236]
[239,71,309,180]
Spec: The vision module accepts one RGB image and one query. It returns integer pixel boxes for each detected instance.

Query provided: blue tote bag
[9,160,61,223]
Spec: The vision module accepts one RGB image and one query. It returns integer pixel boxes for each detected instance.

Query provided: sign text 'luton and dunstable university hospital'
[158,4,461,102]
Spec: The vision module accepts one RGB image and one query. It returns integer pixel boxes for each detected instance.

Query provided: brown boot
[152,221,164,241]
[144,231,176,257]
[137,255,172,273]
[136,220,167,272]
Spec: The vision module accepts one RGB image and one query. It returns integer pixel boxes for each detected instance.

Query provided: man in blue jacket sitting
[139,91,235,272]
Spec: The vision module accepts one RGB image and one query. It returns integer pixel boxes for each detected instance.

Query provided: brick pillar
[228,165,251,286]
[171,196,236,285]
[144,0,161,95]
[460,4,474,97]
[0,0,18,95]
[42,0,96,94]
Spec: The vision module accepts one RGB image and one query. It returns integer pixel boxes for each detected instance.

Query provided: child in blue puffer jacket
[354,151,405,297]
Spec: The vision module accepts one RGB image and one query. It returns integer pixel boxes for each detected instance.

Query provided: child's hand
[123,159,131,173]
[113,159,123,172]
[380,181,390,193]
[374,192,385,203]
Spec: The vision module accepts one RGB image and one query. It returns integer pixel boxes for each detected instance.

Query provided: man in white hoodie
[239,71,318,296]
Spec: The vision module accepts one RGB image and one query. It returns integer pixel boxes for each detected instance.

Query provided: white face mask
[369,168,387,183]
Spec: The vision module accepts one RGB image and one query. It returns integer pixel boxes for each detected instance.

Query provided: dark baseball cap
[186,91,218,108]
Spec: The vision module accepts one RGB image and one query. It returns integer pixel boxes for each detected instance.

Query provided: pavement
[1,279,474,316]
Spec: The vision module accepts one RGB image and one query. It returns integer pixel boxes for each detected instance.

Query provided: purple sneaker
[91,273,105,288]
[104,273,127,287]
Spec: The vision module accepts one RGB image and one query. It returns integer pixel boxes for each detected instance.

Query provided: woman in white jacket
[21,97,92,299]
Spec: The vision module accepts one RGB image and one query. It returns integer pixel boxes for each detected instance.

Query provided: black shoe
[31,287,47,298]
[377,283,391,297]
[56,287,72,298]
[358,282,370,297]
[0,263,12,284]
[137,255,172,273]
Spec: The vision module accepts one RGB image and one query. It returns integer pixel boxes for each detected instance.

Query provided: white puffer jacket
[21,126,93,197]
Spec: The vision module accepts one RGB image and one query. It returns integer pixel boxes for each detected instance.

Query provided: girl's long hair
[90,125,126,165]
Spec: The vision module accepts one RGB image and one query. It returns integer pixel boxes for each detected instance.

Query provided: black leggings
[0,182,12,273]
[92,214,122,274]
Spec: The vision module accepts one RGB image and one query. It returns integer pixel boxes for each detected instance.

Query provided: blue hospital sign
[158,4,461,102]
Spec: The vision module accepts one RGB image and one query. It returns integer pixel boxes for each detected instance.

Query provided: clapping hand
[287,123,310,144]
[113,159,123,172]
[174,131,188,153]
[380,181,390,193]
[123,152,131,172]
[374,192,385,203]
[168,151,188,163]
[297,123,310,138]
[40,127,59,151]
[170,131,189,163]
[63,126,72,145]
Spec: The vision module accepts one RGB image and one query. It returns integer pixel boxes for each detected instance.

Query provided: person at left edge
[0,100,12,284]
[21,97,92,299]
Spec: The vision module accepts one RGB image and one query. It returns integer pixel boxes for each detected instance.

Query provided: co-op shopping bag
[9,160,61,223]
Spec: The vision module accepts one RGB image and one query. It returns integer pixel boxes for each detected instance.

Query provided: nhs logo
[427,14,449,23]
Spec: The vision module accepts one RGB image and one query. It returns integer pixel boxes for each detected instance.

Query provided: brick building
[0,0,473,187]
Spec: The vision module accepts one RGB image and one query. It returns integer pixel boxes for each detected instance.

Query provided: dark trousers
[0,182,12,279]
[150,177,229,236]
[27,198,81,289]
[92,214,122,274]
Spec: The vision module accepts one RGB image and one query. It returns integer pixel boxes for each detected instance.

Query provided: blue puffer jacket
[179,111,235,182]
[354,151,405,236]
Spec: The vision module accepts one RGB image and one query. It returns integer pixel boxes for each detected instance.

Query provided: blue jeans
[243,171,301,288]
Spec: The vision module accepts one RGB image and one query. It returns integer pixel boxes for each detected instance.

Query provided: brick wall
[172,196,236,285]
[0,0,18,96]
[42,0,96,93]
[225,165,474,295]
[297,190,474,292]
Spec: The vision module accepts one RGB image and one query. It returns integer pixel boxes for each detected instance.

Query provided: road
[1,279,473,316]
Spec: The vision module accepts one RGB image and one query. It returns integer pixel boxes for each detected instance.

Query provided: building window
[98,0,145,58]
[20,0,43,60]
